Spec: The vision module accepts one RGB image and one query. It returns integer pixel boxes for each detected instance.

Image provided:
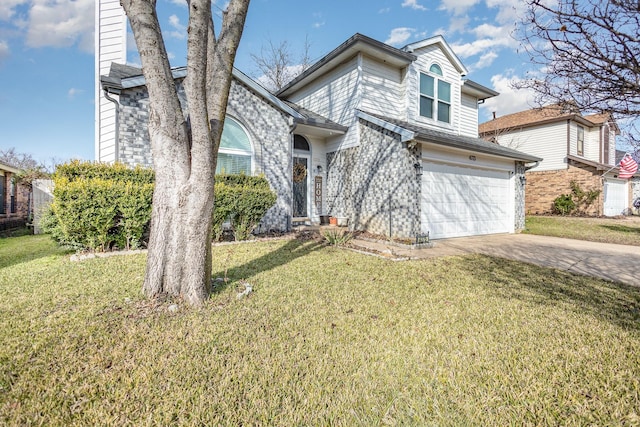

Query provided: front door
[293,156,309,217]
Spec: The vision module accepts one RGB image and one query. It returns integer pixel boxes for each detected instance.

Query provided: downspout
[103,89,120,162]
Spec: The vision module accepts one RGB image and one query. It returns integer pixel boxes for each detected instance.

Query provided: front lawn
[524,215,640,246]
[1,234,640,425]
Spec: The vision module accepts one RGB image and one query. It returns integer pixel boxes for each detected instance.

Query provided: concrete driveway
[351,234,640,287]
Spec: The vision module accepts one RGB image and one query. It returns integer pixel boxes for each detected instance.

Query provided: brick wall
[116,78,292,232]
[326,118,420,238]
[525,161,603,215]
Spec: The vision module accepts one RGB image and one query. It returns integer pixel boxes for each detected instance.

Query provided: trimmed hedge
[44,162,276,251]
[213,175,277,241]
[45,161,154,251]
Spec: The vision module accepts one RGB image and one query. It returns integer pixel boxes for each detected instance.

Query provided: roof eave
[462,80,499,101]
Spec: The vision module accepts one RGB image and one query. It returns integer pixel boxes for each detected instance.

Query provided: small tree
[250,37,312,92]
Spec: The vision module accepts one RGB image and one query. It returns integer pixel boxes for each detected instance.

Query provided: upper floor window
[419,64,451,124]
[577,125,584,156]
[216,117,253,175]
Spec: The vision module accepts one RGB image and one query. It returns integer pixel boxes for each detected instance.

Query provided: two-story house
[479,104,636,216]
[96,6,540,240]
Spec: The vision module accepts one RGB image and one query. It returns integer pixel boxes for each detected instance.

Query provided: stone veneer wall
[514,161,526,230]
[525,161,603,215]
[117,79,292,232]
[326,118,420,238]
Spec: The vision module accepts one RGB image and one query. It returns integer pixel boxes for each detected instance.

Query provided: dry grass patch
[1,234,640,425]
[524,215,640,246]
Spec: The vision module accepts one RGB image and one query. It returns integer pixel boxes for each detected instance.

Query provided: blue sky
[0,0,538,164]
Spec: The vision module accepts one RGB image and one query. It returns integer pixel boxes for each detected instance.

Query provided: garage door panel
[421,162,513,239]
[603,180,627,217]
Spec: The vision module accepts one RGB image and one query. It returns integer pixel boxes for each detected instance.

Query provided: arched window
[420,63,451,123]
[216,117,253,175]
[294,134,310,151]
[429,63,443,76]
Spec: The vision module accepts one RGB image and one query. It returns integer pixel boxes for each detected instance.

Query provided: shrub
[48,161,154,251]
[47,163,276,249]
[552,181,601,216]
[321,228,353,246]
[553,194,576,216]
[213,174,277,241]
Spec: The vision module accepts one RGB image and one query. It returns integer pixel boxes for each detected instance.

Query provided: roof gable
[402,36,468,76]
[277,33,416,97]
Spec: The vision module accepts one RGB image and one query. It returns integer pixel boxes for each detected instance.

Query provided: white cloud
[447,15,469,35]
[468,51,498,72]
[385,27,415,46]
[168,14,186,40]
[480,73,536,120]
[438,0,480,16]
[450,22,516,59]
[0,40,9,64]
[378,7,391,13]
[169,0,187,6]
[0,0,27,22]
[25,0,94,52]
[313,21,325,28]
[485,0,526,25]
[401,0,427,11]
[67,87,84,99]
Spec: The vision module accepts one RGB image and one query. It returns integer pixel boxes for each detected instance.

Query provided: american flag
[619,154,638,179]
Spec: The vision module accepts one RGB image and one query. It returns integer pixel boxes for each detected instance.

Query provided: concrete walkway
[350,234,640,287]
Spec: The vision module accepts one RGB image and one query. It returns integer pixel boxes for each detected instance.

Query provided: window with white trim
[419,64,451,124]
[577,125,584,156]
[216,117,253,175]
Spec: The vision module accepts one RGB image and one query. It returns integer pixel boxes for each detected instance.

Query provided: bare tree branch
[515,0,640,149]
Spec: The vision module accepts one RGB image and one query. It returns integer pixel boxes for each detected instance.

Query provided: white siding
[360,55,404,119]
[406,45,462,134]
[496,122,568,171]
[584,125,600,162]
[95,0,127,162]
[288,57,360,152]
[459,93,478,137]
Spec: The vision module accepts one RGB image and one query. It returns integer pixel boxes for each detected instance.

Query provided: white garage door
[421,162,513,239]
[603,179,627,216]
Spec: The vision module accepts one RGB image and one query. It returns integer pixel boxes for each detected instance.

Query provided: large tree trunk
[121,0,250,305]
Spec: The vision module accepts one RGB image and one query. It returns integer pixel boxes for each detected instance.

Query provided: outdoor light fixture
[520,176,527,185]
[316,165,323,174]
[414,162,423,177]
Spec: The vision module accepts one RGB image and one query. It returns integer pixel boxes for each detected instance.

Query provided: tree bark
[121,0,250,305]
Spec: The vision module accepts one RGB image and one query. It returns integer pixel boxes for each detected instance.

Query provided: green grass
[1,234,640,425]
[524,215,640,246]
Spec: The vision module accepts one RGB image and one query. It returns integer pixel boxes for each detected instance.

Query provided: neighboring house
[0,161,30,232]
[96,4,540,239]
[479,105,637,216]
